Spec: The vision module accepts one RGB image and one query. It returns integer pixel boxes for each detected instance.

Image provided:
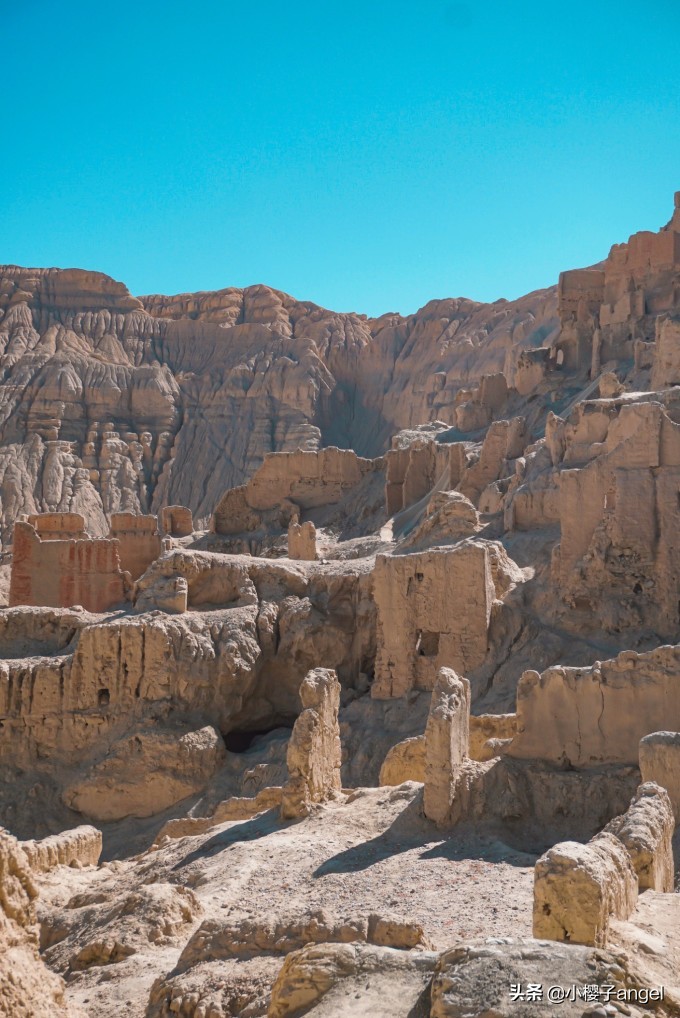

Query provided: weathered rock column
[288,520,317,561]
[639,731,680,823]
[281,668,342,819]
[423,667,471,825]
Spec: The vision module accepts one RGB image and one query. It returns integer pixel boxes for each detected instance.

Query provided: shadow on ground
[313,792,536,877]
[172,808,285,869]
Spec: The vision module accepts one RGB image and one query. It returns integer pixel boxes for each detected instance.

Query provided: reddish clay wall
[9,521,126,613]
[109,513,162,580]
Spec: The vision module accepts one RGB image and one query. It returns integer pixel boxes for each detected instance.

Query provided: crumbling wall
[468,713,517,761]
[557,269,606,319]
[453,373,510,433]
[26,513,87,540]
[0,603,262,768]
[650,315,680,389]
[639,731,680,822]
[378,736,425,786]
[605,228,680,299]
[379,714,517,787]
[20,825,102,873]
[9,510,167,612]
[384,437,453,516]
[604,782,674,892]
[457,417,527,505]
[546,399,680,636]
[533,833,637,947]
[9,518,126,613]
[109,512,162,580]
[0,830,75,1016]
[372,543,495,698]
[551,194,680,373]
[514,347,551,395]
[160,505,193,537]
[213,447,382,535]
[507,645,680,768]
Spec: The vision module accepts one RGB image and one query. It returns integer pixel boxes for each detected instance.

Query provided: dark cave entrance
[222,723,293,754]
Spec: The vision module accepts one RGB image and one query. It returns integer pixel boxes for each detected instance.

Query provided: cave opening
[223,724,293,754]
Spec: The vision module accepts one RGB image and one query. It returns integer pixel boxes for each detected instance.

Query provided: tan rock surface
[423,668,471,825]
[604,782,675,892]
[378,735,425,786]
[533,833,638,947]
[430,939,653,1018]
[63,725,225,821]
[639,730,680,821]
[281,668,342,819]
[0,264,557,552]
[0,830,79,1017]
[267,942,438,1018]
[610,890,680,1012]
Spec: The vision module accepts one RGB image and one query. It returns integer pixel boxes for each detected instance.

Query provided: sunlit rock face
[0,265,557,549]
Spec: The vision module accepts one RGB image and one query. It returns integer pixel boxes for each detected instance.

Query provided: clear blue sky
[2,0,679,316]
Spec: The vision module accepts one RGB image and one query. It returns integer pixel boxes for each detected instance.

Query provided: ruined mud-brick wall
[161,505,193,537]
[288,521,316,561]
[372,542,494,698]
[552,399,680,636]
[554,193,680,372]
[244,447,380,511]
[0,606,262,768]
[0,547,377,768]
[557,269,606,320]
[506,644,680,768]
[109,512,162,580]
[650,316,680,389]
[9,517,125,613]
[385,439,451,516]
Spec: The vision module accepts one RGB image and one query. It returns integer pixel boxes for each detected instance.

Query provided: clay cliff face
[0,265,557,550]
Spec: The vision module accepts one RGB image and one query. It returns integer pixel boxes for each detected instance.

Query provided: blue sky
[2,0,679,316]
